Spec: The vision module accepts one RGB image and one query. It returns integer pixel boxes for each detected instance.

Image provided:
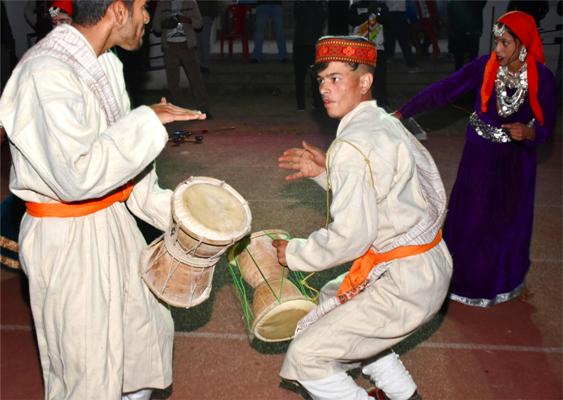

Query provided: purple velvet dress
[399,55,557,307]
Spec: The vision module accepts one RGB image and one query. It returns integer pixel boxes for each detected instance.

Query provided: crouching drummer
[272,35,452,400]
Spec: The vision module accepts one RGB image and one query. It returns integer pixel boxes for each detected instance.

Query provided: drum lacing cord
[264,231,320,303]
[228,254,255,333]
[169,222,231,260]
[165,227,221,268]
[160,229,219,306]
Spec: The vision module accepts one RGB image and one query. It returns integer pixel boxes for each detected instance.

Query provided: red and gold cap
[315,36,377,67]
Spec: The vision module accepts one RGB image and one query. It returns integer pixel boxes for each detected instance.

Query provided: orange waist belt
[337,229,443,296]
[25,182,134,218]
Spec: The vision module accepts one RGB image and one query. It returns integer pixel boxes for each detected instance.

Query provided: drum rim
[252,297,316,342]
[172,176,252,244]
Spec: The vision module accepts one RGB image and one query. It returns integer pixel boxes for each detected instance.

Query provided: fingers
[278,161,298,170]
[278,154,304,166]
[175,112,207,121]
[285,172,304,181]
[281,147,305,158]
[272,239,285,248]
[151,102,207,123]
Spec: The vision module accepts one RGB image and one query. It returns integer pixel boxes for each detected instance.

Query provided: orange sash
[337,229,443,295]
[25,182,134,218]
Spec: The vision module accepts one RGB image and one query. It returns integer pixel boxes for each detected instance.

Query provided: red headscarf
[480,11,545,125]
[51,0,73,16]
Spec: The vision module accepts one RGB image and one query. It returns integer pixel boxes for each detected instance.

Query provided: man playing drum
[272,35,452,400]
[0,1,205,399]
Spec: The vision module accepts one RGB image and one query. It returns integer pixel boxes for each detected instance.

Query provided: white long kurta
[281,100,452,381]
[0,30,174,399]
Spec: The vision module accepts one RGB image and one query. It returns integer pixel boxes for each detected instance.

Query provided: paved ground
[1,53,561,399]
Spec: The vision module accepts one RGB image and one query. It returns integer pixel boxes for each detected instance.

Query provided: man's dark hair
[311,62,375,75]
[72,0,133,26]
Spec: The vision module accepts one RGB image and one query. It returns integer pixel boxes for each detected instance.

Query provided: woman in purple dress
[395,11,556,307]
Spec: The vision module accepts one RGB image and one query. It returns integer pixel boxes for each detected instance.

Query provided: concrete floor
[1,54,561,399]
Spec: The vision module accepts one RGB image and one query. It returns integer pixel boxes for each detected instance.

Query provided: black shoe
[249,58,259,63]
[368,387,421,400]
[200,67,210,74]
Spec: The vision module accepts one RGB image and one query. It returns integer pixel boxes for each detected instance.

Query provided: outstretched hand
[150,97,207,125]
[272,239,288,266]
[278,141,326,181]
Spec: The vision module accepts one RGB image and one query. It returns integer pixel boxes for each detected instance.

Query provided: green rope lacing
[227,229,322,335]
[227,254,254,333]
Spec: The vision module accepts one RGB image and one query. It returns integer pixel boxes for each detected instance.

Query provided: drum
[171,177,252,258]
[227,229,317,342]
[141,176,252,308]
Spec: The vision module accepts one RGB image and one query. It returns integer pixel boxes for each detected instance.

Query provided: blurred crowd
[1,0,561,113]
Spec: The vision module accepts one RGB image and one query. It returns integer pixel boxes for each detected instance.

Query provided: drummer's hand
[272,239,288,266]
[502,122,535,141]
[150,97,207,124]
[278,141,326,181]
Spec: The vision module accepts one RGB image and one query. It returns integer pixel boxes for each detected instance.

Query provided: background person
[292,0,325,111]
[446,0,487,71]
[48,0,72,27]
[349,0,389,107]
[153,0,211,116]
[249,0,288,63]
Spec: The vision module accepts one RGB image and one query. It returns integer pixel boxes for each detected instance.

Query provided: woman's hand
[278,141,326,181]
[502,122,536,141]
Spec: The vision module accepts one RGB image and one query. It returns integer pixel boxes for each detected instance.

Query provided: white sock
[300,371,370,400]
[122,389,153,400]
[362,352,417,400]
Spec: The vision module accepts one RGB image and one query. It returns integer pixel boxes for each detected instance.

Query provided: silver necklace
[495,63,528,117]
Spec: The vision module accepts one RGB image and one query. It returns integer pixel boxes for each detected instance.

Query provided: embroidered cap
[315,36,377,67]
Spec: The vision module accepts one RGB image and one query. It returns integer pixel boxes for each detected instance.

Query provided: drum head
[173,177,252,245]
[251,278,316,342]
[253,298,316,342]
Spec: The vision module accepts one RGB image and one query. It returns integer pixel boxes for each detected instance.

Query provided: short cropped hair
[72,0,133,26]
[311,61,375,75]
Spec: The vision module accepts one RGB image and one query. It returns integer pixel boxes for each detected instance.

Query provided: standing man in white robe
[0,0,206,399]
[273,36,452,400]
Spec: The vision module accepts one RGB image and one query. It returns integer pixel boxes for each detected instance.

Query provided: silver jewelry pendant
[518,46,527,62]
[493,23,506,38]
[495,64,528,117]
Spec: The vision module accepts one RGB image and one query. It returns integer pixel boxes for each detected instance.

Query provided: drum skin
[252,279,316,342]
[172,177,252,258]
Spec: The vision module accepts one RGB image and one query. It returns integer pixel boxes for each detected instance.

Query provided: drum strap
[337,229,443,298]
[25,182,134,218]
